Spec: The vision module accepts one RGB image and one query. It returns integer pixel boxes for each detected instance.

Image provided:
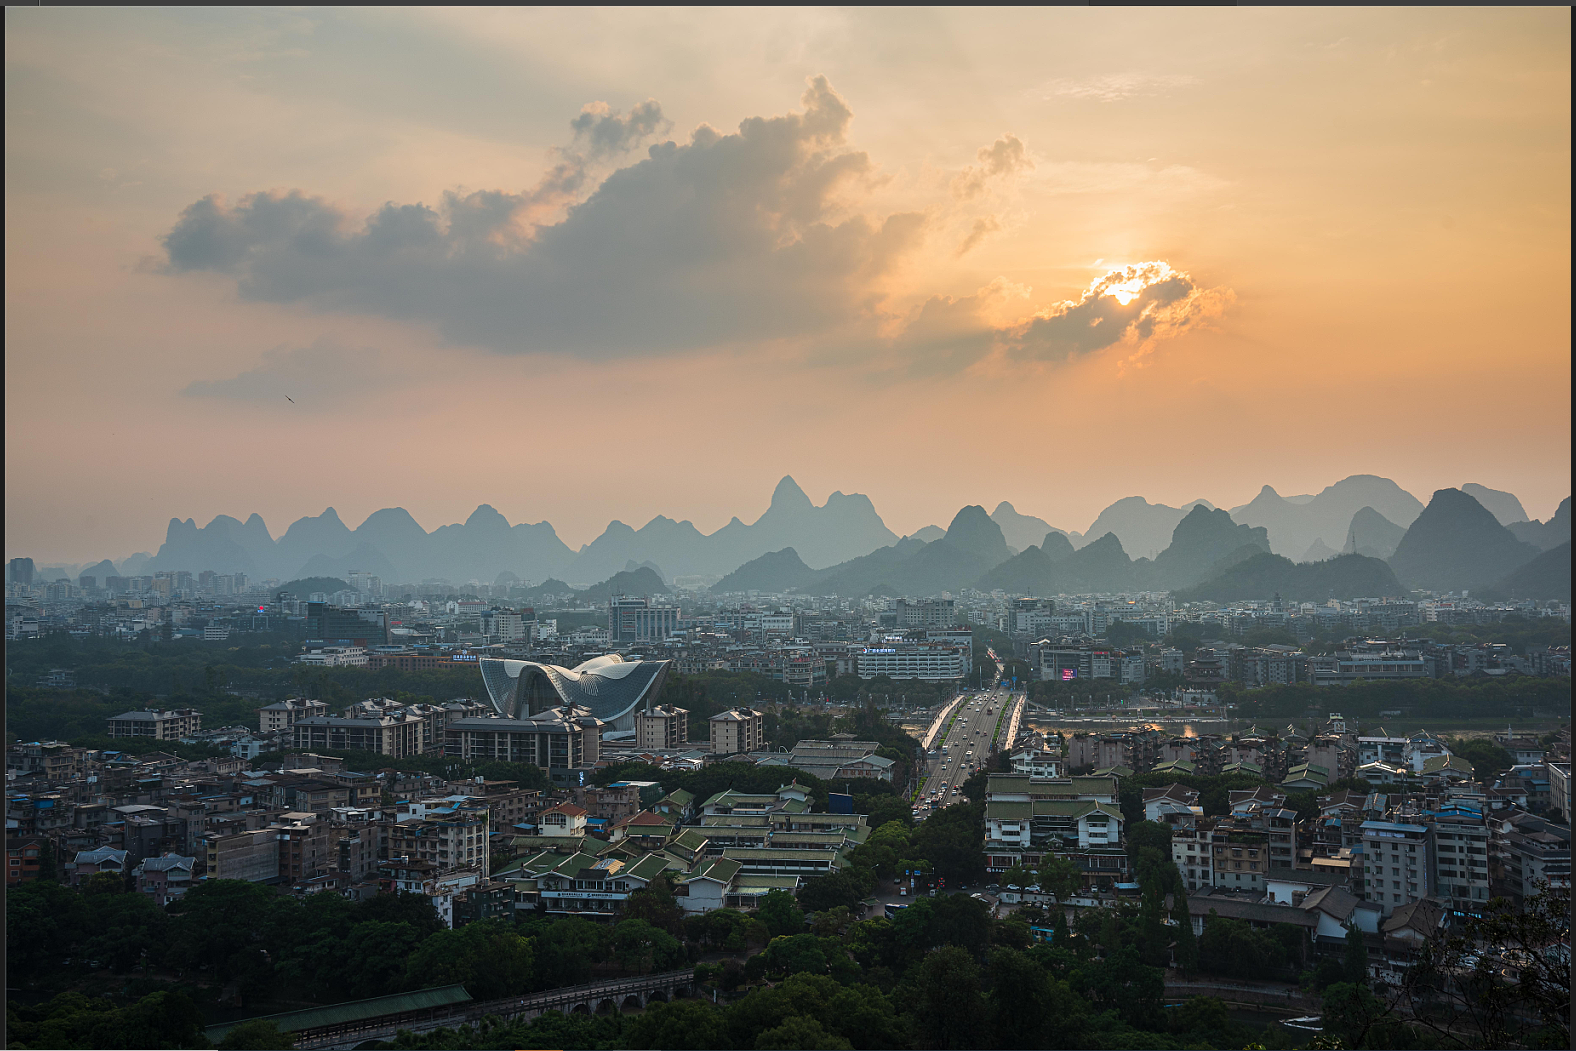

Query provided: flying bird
[285,395,295,403]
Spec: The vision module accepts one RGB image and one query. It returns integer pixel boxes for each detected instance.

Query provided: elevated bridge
[215,969,696,1051]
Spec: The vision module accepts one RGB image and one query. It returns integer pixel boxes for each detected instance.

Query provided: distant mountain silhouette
[1343,507,1406,560]
[1477,542,1571,602]
[1079,496,1213,560]
[1230,475,1424,558]
[1041,532,1076,562]
[124,473,1547,596]
[293,541,400,583]
[1299,538,1340,563]
[79,559,121,582]
[1388,488,1540,592]
[137,475,893,584]
[974,545,1061,595]
[274,508,356,578]
[1507,497,1571,551]
[711,548,818,593]
[990,502,1079,551]
[1460,483,1529,526]
[623,559,666,582]
[1150,506,1271,588]
[809,506,1005,596]
[564,476,897,581]
[151,514,271,576]
[577,566,670,603]
[1175,552,1403,602]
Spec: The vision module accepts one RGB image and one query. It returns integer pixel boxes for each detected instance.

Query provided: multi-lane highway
[913,684,1014,816]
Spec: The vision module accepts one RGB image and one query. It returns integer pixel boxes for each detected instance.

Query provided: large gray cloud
[162,78,924,358]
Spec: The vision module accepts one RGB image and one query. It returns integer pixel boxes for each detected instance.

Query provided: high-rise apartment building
[106,709,202,740]
[709,707,763,756]
[635,705,689,750]
[609,597,680,642]
[8,558,35,586]
[1360,819,1433,916]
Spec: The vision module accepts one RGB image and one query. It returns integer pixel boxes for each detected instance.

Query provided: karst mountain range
[91,475,1571,601]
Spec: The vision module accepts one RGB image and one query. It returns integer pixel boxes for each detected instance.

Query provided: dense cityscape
[7,7,1570,1051]
[6,471,1571,1050]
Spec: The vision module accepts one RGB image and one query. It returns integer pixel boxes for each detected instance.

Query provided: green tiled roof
[722,847,839,863]
[769,830,849,845]
[732,875,802,890]
[625,853,679,881]
[685,857,742,884]
[986,801,1032,820]
[672,828,710,851]
[204,985,471,1042]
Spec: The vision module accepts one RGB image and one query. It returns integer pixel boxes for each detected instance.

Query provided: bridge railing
[292,969,695,1049]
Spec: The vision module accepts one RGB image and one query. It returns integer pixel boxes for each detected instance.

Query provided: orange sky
[5,7,1570,562]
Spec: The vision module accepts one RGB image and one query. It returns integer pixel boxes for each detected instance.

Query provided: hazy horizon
[6,8,1570,564]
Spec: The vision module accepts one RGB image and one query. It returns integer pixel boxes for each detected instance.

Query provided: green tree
[1171,901,1198,975]
[1196,912,1293,980]
[403,919,533,999]
[36,838,59,882]
[1038,856,1084,902]
[527,916,609,988]
[797,872,865,913]
[218,1019,298,1050]
[105,990,207,1050]
[757,889,805,938]
[909,800,985,883]
[1344,921,1370,987]
[611,918,685,974]
[623,878,686,937]
[755,1015,852,1050]
[911,945,986,1050]
[762,934,828,977]
[626,999,728,1050]
[986,946,1054,1048]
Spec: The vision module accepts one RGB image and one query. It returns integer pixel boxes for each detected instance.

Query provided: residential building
[635,705,689,751]
[106,709,202,740]
[292,709,430,758]
[258,698,329,733]
[890,598,956,628]
[709,707,764,756]
[135,853,196,906]
[204,829,280,882]
[387,808,490,878]
[1430,811,1491,915]
[445,708,604,784]
[6,838,44,885]
[1009,749,1064,778]
[69,846,130,885]
[1360,820,1433,916]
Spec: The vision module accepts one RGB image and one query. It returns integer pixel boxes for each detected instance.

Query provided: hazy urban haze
[5,7,1570,564]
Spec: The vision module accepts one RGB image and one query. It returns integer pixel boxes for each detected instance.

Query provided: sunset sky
[5,7,1570,564]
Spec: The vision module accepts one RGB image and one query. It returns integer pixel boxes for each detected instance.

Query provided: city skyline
[6,7,1570,563]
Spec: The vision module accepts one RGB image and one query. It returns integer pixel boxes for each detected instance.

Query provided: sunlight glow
[1095,261,1177,306]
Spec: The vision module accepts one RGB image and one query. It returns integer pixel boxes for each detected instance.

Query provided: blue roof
[1360,820,1428,833]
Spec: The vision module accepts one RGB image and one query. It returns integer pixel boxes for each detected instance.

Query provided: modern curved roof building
[477,654,673,730]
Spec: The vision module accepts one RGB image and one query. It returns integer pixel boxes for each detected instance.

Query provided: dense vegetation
[1224,675,1572,721]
